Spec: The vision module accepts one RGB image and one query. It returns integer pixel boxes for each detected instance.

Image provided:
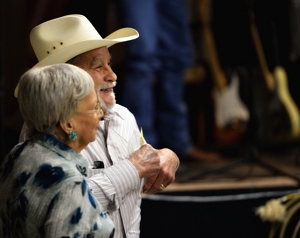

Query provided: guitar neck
[248,6,275,91]
[199,0,227,91]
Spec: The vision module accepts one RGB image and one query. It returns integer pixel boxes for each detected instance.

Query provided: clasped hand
[129,145,178,194]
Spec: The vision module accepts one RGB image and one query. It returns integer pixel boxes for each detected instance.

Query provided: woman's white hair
[18,63,94,136]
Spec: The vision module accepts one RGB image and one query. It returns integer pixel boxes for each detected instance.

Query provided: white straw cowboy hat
[14,14,139,97]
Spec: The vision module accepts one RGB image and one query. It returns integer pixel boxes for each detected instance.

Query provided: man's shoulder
[109,104,139,131]
[112,104,135,119]
[113,103,130,112]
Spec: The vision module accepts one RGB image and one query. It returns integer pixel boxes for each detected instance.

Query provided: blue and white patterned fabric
[0,135,115,238]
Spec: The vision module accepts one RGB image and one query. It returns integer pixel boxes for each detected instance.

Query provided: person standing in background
[115,0,220,162]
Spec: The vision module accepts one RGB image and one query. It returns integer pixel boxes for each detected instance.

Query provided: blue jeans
[116,0,193,157]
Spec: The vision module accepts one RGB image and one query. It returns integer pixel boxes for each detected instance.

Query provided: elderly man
[16,14,179,238]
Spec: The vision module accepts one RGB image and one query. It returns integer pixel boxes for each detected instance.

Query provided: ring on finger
[160,184,166,190]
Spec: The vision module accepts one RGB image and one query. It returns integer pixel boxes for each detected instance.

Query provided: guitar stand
[178,143,300,185]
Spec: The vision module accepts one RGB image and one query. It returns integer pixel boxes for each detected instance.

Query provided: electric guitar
[199,0,250,145]
[247,1,300,142]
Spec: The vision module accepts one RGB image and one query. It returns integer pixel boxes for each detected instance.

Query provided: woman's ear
[59,121,73,135]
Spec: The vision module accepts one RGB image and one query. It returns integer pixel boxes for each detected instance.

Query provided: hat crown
[30,14,102,61]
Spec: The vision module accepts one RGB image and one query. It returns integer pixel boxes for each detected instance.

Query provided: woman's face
[71,89,103,150]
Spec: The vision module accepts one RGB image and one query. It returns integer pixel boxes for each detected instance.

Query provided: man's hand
[129,144,161,178]
[143,148,179,194]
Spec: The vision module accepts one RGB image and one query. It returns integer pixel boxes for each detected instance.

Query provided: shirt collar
[103,104,124,121]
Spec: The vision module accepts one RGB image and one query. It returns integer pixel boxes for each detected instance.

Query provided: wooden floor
[164,146,300,193]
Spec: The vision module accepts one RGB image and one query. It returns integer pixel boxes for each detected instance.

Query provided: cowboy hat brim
[34,27,139,68]
[14,27,138,97]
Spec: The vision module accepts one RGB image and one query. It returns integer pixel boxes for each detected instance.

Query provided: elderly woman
[0,64,115,238]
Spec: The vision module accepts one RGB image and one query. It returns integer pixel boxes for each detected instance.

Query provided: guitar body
[213,119,247,145]
[212,70,249,145]
[274,66,300,138]
[247,0,300,143]
[254,68,300,144]
[263,82,294,142]
[199,0,250,145]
